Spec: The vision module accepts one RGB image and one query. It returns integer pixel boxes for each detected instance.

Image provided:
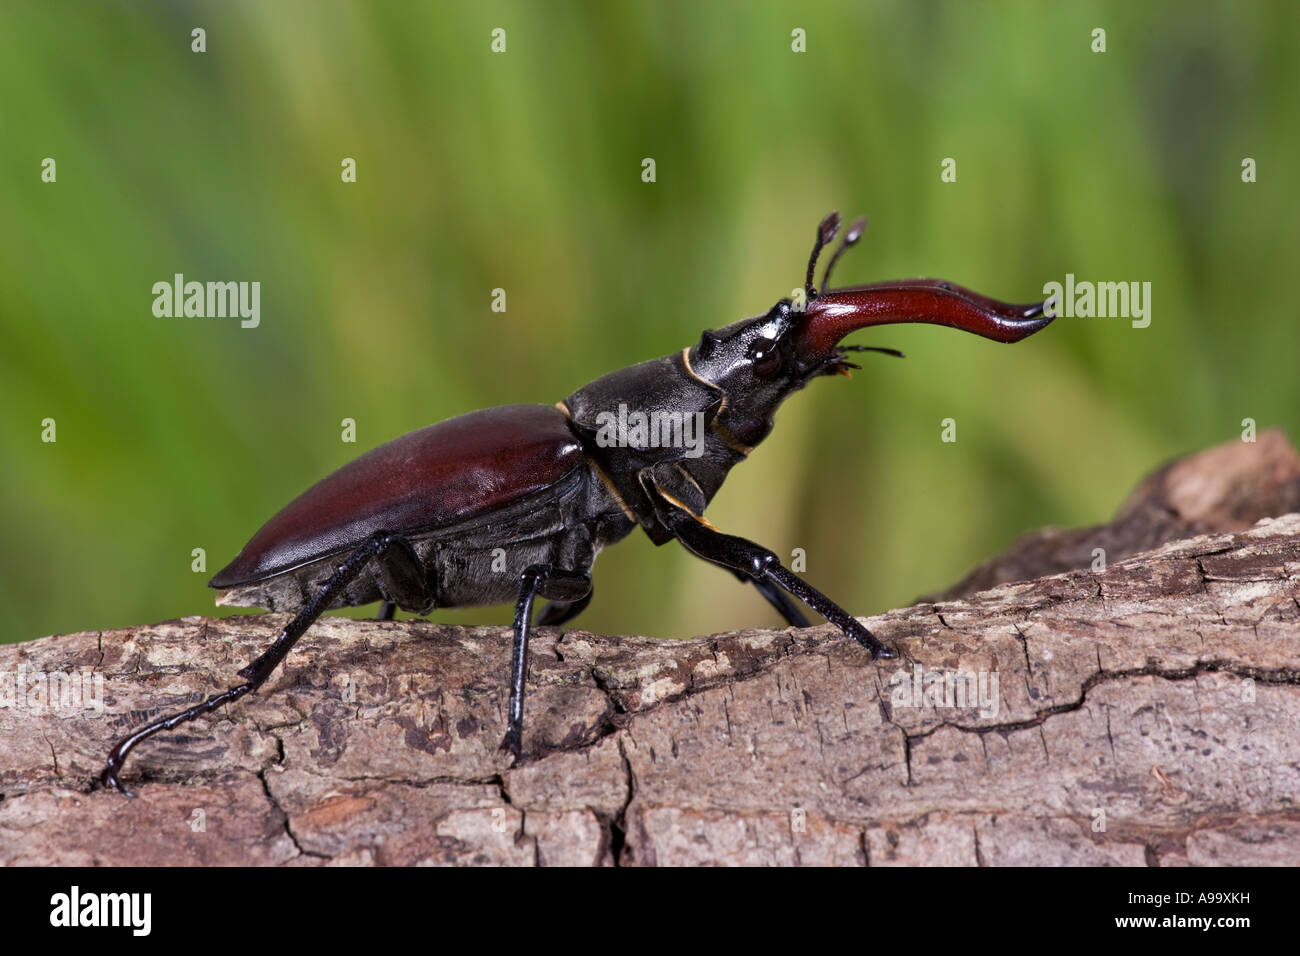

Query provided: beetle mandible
[101,211,1053,794]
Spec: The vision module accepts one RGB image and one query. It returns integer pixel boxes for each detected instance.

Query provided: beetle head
[686,211,1054,445]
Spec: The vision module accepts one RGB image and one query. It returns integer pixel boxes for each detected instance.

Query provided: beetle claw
[845,620,893,659]
[100,764,137,798]
[499,727,523,765]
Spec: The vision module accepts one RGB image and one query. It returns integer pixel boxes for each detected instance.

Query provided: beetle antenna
[821,216,868,293]
[805,211,841,301]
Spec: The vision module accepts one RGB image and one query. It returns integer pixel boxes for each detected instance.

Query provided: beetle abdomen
[210,404,584,589]
[213,480,585,613]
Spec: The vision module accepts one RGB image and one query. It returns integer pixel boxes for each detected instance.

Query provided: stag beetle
[102,211,1052,794]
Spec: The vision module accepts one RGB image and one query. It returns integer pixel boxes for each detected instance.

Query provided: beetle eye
[747,337,781,377]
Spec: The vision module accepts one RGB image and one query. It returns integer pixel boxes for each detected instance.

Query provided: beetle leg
[660,499,892,659]
[373,533,436,615]
[501,564,592,762]
[101,530,426,796]
[732,571,811,627]
[377,602,397,620]
[536,590,593,627]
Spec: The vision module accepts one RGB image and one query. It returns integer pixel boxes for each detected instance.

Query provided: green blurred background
[2,1,1296,645]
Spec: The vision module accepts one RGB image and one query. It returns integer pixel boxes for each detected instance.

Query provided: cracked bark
[1,432,1299,865]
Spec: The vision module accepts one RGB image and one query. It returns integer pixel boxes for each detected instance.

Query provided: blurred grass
[1,0,1296,644]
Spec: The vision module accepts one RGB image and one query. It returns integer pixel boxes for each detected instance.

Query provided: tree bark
[1,432,1298,866]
